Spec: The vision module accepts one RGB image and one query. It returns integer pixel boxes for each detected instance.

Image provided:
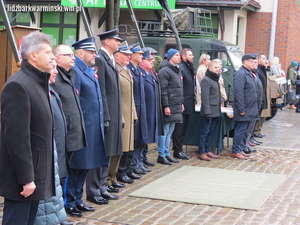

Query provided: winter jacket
[158,62,184,123]
[200,70,221,118]
[34,143,67,225]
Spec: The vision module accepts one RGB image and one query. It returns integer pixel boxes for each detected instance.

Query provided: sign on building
[61,0,175,9]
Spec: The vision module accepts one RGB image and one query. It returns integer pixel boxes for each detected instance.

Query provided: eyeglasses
[59,53,74,57]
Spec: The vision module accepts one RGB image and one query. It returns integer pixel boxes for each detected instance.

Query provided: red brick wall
[245,11,272,57]
[246,0,300,70]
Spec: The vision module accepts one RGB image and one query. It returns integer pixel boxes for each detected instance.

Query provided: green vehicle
[125,35,244,103]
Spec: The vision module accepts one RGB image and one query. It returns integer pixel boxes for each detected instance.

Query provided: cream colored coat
[118,65,138,152]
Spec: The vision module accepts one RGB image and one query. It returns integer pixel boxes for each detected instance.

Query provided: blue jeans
[232,121,250,154]
[158,122,175,157]
[198,117,219,154]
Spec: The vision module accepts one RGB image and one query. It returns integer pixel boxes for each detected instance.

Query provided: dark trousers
[118,151,133,177]
[172,114,190,154]
[198,117,219,154]
[131,143,147,170]
[2,198,39,225]
[232,121,250,154]
[86,166,108,197]
[65,168,89,208]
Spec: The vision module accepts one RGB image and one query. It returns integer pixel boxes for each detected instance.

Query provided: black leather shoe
[87,196,108,205]
[141,165,151,173]
[157,156,172,165]
[65,207,82,217]
[112,181,126,188]
[127,171,141,179]
[102,191,119,200]
[166,156,179,163]
[144,160,155,167]
[107,185,119,193]
[117,175,134,183]
[61,220,74,225]
[134,168,146,175]
[77,203,95,212]
[174,152,190,160]
[243,149,252,155]
[254,133,265,138]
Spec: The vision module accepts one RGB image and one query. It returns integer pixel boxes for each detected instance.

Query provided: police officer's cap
[72,37,96,51]
[130,43,144,54]
[98,28,124,42]
[116,44,132,54]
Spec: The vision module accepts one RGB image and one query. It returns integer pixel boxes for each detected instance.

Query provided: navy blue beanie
[166,48,179,61]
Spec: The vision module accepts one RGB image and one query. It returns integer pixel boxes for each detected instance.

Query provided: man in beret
[231,54,259,159]
[86,29,123,203]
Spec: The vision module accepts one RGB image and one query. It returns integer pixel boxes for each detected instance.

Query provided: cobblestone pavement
[1,110,300,225]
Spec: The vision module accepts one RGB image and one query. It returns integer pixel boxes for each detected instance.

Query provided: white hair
[20,31,52,60]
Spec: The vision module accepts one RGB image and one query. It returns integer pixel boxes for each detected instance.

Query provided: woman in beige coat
[115,45,138,184]
[195,54,211,110]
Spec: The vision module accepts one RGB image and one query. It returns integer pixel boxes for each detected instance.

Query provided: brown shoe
[198,153,211,161]
[207,152,219,159]
[231,153,247,160]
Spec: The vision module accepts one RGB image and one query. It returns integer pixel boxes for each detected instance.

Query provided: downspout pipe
[269,0,278,60]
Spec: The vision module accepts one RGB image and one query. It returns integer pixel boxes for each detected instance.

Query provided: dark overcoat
[142,69,159,143]
[128,63,149,144]
[52,66,86,152]
[49,86,68,178]
[200,70,221,118]
[256,64,268,110]
[96,49,122,157]
[70,57,108,169]
[233,66,259,121]
[0,60,54,201]
[180,61,195,115]
[158,62,184,124]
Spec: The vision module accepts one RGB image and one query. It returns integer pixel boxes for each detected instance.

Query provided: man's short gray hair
[20,31,52,60]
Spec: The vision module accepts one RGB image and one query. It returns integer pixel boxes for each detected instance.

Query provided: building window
[40,12,78,46]
[0,12,31,29]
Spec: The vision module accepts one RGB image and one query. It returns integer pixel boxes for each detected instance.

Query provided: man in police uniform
[65,37,105,217]
[86,29,124,203]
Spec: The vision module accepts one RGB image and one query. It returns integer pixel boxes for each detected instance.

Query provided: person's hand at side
[164,107,171,116]
[20,181,36,198]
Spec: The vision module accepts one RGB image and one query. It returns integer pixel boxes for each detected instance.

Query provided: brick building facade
[245,0,300,70]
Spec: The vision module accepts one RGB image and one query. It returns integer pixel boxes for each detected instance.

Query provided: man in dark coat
[86,29,123,203]
[172,48,195,160]
[128,44,151,177]
[157,48,184,165]
[0,31,55,225]
[52,44,87,217]
[198,60,222,161]
[53,45,86,154]
[232,54,259,160]
[254,54,269,138]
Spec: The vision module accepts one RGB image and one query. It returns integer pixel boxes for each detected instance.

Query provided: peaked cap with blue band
[142,49,154,59]
[130,43,144,54]
[72,37,96,51]
[116,44,132,54]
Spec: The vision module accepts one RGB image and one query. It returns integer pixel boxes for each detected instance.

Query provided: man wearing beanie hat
[231,54,259,160]
[157,49,184,165]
